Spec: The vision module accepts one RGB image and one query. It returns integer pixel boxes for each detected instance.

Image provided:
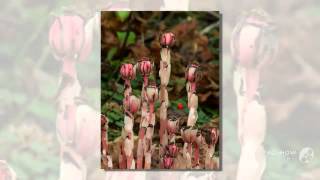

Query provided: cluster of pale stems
[101,32,219,170]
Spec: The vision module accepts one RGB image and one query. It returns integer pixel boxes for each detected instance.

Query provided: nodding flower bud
[138,57,152,76]
[185,64,201,93]
[138,57,152,77]
[125,95,140,114]
[49,15,90,61]
[146,83,158,103]
[120,63,135,81]
[230,9,277,67]
[163,156,174,169]
[138,57,152,87]
[160,32,175,48]
[167,143,179,157]
[185,64,200,83]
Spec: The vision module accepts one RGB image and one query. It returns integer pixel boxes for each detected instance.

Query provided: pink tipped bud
[160,32,175,48]
[120,63,136,81]
[49,15,90,61]
[138,57,152,77]
[146,83,158,104]
[126,95,140,114]
[185,64,200,83]
[230,9,276,67]
[163,156,174,169]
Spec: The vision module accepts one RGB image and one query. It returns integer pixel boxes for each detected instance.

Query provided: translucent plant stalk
[231,9,277,180]
[119,63,137,169]
[144,83,158,169]
[136,58,152,169]
[159,32,175,167]
[184,63,201,167]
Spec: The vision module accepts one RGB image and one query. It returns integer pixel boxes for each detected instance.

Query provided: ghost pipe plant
[183,63,202,167]
[49,15,92,79]
[144,83,158,169]
[105,30,219,169]
[119,63,139,169]
[231,9,277,180]
[121,94,140,169]
[49,14,99,180]
[49,14,94,152]
[159,32,175,166]
[49,15,88,144]
[136,57,153,169]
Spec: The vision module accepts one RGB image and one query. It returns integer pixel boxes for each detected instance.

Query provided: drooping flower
[185,63,201,93]
[146,83,159,104]
[185,63,200,82]
[124,95,140,114]
[160,32,175,48]
[49,15,92,61]
[120,63,136,81]
[138,57,152,77]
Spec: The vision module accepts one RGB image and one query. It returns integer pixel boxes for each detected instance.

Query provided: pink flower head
[138,57,152,77]
[49,15,91,62]
[160,32,175,48]
[185,63,200,82]
[127,95,140,114]
[146,83,158,114]
[163,156,174,169]
[167,143,179,157]
[231,9,276,67]
[146,83,158,103]
[120,63,136,81]
[185,64,201,93]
